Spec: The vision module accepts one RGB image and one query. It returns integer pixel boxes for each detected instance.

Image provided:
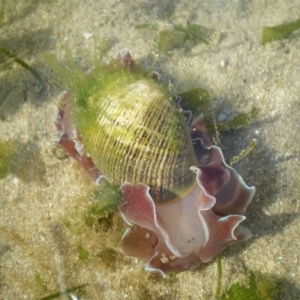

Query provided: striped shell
[73,69,197,203]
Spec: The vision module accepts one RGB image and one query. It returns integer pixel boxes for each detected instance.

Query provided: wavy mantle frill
[119,116,255,276]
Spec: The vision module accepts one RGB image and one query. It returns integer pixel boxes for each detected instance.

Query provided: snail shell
[73,68,198,203]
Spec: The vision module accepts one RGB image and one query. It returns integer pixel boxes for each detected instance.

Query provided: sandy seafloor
[0,0,300,299]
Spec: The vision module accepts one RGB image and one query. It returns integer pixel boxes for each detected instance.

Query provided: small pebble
[83,32,93,39]
[13,177,19,186]
[217,113,226,122]
[255,130,261,135]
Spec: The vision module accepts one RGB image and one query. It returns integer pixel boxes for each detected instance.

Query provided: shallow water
[0,0,299,299]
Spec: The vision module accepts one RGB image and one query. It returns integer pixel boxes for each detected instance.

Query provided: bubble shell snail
[54,49,255,277]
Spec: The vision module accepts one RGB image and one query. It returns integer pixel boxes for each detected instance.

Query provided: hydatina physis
[54,49,255,276]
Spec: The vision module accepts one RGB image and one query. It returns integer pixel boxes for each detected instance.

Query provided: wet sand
[0,1,299,299]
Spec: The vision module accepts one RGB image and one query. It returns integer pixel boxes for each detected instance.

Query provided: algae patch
[0,140,45,181]
[220,272,277,300]
[0,140,19,179]
[178,88,210,116]
[0,46,43,84]
[262,18,300,45]
[84,181,123,226]
[136,21,213,53]
[77,244,89,262]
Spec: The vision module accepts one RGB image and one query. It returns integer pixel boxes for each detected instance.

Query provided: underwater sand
[0,0,299,299]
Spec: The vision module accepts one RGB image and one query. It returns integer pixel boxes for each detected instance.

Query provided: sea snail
[54,49,255,276]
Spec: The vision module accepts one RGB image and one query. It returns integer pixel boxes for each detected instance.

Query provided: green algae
[154,22,211,53]
[44,51,85,92]
[136,21,212,54]
[174,21,210,44]
[77,244,89,262]
[0,140,45,181]
[223,113,251,129]
[97,248,121,270]
[154,29,186,53]
[0,0,5,28]
[262,18,300,45]
[215,255,222,299]
[178,88,210,116]
[98,38,113,56]
[84,182,123,227]
[230,139,257,166]
[216,256,278,300]
[220,272,277,300]
[35,273,47,292]
[205,107,258,134]
[0,46,43,84]
[135,23,158,30]
[0,140,19,179]
[38,284,88,300]
[178,88,258,138]
[0,44,44,119]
